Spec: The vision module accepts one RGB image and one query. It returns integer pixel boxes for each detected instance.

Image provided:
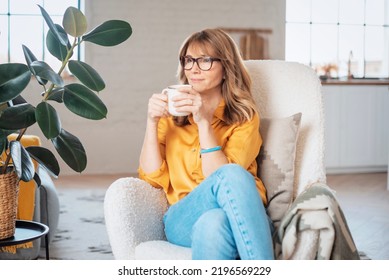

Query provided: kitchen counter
[322,78,389,86]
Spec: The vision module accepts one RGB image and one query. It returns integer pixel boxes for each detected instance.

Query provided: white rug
[47,187,114,260]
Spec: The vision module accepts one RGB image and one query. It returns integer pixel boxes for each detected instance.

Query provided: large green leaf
[22,45,48,85]
[47,87,64,103]
[0,63,31,103]
[68,60,105,91]
[51,129,86,173]
[35,102,61,139]
[47,24,72,62]
[39,5,68,46]
[10,140,35,182]
[26,146,60,177]
[0,103,36,130]
[82,20,132,46]
[31,61,64,87]
[64,84,107,120]
[63,7,87,37]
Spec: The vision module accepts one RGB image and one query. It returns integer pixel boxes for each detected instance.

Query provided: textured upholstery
[104,60,326,260]
[245,60,326,196]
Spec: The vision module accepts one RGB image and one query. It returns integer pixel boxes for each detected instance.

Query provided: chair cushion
[135,240,191,260]
[256,112,302,229]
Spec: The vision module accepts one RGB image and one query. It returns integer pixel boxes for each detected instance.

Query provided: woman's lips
[190,78,203,83]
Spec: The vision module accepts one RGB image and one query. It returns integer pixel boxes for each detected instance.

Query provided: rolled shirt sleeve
[138,160,170,193]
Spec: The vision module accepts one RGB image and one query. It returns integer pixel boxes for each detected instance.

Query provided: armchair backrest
[244,60,326,197]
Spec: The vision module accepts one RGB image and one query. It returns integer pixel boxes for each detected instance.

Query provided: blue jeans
[163,164,274,260]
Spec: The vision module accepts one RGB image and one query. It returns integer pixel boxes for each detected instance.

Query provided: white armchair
[104,60,358,260]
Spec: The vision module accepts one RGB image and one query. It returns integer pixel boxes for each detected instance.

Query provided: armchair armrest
[104,177,168,259]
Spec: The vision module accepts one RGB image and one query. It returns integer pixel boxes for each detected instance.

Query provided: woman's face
[184,43,224,96]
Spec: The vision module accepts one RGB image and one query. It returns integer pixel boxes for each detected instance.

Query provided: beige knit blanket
[275,182,360,260]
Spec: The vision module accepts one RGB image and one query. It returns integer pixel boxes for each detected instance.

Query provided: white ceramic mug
[163,84,192,116]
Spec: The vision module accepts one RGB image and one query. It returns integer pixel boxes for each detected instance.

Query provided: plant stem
[1,128,27,174]
[43,37,79,101]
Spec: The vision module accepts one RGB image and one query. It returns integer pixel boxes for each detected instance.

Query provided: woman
[138,28,274,260]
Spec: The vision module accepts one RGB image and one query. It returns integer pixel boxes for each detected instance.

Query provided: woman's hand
[172,87,213,124]
[147,93,169,124]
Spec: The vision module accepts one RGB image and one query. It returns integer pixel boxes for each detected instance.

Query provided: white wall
[28,0,286,176]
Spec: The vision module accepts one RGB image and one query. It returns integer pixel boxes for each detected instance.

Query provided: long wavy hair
[174,28,258,126]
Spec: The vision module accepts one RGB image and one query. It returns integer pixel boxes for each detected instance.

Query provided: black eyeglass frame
[180,56,221,71]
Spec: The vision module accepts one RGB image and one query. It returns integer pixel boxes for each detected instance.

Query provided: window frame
[0,0,83,64]
[285,0,389,78]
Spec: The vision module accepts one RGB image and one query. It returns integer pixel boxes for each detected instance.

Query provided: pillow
[256,112,302,230]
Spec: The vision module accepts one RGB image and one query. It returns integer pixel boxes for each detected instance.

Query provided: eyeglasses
[180,56,221,71]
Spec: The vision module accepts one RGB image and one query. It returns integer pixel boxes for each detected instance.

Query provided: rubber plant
[0,6,132,182]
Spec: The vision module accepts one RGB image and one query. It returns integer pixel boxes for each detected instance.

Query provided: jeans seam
[216,172,255,260]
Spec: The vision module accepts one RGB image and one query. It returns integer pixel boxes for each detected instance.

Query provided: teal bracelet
[200,146,222,154]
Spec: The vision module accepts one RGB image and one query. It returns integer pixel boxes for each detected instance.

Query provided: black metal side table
[0,220,49,260]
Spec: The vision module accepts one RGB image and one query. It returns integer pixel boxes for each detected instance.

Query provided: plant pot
[0,171,19,240]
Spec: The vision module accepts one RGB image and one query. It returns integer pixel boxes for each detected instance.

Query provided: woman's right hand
[147,93,169,123]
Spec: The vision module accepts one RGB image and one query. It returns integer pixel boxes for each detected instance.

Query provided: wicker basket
[0,171,19,240]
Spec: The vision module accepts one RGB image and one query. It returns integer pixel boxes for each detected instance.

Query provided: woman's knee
[214,164,256,192]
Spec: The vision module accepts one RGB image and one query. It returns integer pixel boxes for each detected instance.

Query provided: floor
[52,171,389,260]
[326,172,389,260]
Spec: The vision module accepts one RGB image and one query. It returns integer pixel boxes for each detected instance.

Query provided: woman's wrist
[200,146,222,154]
[146,117,159,128]
[196,117,211,128]
[197,119,219,153]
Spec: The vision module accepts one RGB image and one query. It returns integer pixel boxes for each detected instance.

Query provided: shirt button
[192,148,196,152]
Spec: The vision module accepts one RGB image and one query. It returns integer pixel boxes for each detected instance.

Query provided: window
[0,0,83,71]
[285,0,389,78]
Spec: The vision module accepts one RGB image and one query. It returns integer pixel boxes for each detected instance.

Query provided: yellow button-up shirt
[138,100,266,206]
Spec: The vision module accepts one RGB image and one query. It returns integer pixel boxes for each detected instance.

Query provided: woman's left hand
[172,87,213,124]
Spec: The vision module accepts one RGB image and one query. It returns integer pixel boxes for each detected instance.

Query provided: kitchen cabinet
[322,84,389,174]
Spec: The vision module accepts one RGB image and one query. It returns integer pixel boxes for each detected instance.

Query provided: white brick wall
[29,0,286,176]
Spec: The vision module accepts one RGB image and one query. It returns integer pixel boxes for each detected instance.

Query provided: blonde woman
[139,29,273,260]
